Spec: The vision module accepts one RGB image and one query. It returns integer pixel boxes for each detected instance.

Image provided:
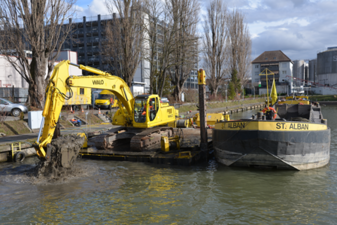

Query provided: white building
[0,55,29,88]
[0,50,82,88]
[251,50,293,95]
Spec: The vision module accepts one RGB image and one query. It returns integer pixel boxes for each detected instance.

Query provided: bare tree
[202,0,229,97]
[104,0,144,88]
[143,0,187,98]
[227,9,251,88]
[167,0,199,102]
[0,0,76,109]
[152,2,178,97]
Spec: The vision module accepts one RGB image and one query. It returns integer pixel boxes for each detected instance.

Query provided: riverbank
[178,98,264,113]
[179,101,265,117]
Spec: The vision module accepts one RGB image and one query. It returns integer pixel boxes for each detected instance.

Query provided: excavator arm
[34,60,135,160]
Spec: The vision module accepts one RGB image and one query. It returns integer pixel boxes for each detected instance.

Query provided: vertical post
[198,69,207,160]
[266,73,269,106]
[86,111,89,135]
[225,84,227,102]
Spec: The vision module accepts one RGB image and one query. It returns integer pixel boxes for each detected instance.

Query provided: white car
[161,97,169,103]
[0,98,28,117]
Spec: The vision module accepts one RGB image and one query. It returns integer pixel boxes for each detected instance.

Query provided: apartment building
[251,50,293,95]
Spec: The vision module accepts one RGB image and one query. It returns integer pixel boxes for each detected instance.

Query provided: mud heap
[35,135,85,179]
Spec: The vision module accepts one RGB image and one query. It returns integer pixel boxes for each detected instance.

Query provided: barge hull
[213,129,330,170]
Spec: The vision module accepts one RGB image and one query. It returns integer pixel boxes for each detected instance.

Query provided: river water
[1,107,337,224]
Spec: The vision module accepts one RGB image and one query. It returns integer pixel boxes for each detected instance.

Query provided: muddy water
[1,107,337,224]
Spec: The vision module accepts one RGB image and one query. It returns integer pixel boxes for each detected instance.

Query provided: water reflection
[0,107,336,224]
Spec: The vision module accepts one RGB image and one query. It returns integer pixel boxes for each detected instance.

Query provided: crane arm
[34,60,134,159]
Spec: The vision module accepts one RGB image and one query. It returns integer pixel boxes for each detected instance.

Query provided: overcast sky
[75,0,337,61]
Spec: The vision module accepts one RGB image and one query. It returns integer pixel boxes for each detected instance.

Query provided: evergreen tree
[229,69,242,98]
[228,82,235,99]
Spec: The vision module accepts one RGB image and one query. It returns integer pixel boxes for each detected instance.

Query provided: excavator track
[130,127,174,151]
[88,127,174,152]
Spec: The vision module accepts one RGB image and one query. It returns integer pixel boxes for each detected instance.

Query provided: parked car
[0,98,28,117]
[161,97,169,103]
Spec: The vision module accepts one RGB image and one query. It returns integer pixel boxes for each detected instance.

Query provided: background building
[0,50,81,89]
[0,55,28,88]
[293,60,309,86]
[251,50,293,95]
[314,47,337,94]
[309,59,317,83]
[0,50,81,102]
[62,14,198,94]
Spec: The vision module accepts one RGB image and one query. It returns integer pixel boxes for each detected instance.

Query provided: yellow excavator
[34,60,181,167]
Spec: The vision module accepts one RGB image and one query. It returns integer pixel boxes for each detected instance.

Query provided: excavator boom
[35,60,134,159]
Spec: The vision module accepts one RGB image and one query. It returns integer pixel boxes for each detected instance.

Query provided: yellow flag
[271,78,278,105]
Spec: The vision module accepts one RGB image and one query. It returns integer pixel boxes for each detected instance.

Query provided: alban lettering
[228,122,246,129]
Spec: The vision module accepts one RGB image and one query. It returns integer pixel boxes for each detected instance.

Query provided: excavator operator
[141,98,154,116]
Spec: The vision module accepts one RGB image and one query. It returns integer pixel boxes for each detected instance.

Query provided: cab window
[79,88,85,95]
[134,98,147,123]
[149,97,159,121]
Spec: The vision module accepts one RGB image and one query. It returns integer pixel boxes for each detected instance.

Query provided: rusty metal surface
[130,127,174,151]
[88,127,176,152]
[173,128,212,149]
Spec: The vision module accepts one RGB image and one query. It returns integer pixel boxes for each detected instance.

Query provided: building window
[282,71,287,74]
[255,65,259,68]
[255,78,259,82]
[255,72,259,76]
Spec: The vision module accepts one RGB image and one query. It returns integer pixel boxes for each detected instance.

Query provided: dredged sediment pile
[34,135,85,180]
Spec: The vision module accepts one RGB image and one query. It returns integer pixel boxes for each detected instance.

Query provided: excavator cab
[134,95,159,123]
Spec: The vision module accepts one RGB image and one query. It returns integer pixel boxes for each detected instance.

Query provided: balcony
[78,55,85,61]
[90,28,99,34]
[77,49,85,54]
[74,29,84,35]
[88,57,99,62]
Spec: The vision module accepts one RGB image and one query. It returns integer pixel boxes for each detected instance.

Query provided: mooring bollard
[198,69,208,160]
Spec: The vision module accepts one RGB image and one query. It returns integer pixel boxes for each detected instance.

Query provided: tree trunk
[173,85,181,102]
[28,81,38,107]
[214,88,218,97]
[29,56,48,109]
[159,71,167,97]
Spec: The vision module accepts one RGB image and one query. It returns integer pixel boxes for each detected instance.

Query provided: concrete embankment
[181,101,265,117]
[221,103,265,115]
[0,143,35,162]
[318,101,337,105]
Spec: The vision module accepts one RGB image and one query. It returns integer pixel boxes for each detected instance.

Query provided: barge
[213,101,330,170]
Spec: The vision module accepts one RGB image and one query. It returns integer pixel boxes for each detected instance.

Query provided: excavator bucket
[36,135,84,178]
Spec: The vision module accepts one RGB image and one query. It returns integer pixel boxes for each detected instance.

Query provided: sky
[75,0,337,61]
